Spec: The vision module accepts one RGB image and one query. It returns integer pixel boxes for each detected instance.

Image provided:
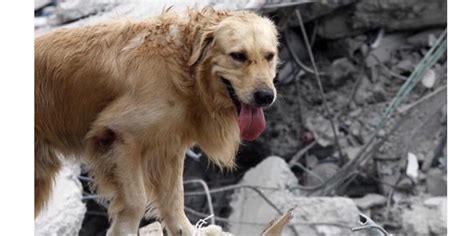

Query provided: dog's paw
[194,225,233,236]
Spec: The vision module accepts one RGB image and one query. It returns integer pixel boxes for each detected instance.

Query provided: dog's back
[35,24,132,152]
[35,23,130,216]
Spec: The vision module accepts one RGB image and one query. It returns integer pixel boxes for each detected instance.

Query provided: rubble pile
[34,1,447,235]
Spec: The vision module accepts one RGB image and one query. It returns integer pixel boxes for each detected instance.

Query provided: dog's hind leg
[35,141,62,218]
[145,149,194,236]
[85,127,147,236]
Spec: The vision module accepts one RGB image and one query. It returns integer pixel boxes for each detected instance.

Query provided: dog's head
[189,11,279,141]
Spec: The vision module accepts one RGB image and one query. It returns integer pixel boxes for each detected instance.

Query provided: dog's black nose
[254,90,275,107]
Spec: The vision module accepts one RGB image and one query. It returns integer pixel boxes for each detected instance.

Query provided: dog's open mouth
[221,77,266,141]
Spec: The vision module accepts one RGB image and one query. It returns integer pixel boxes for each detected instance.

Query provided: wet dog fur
[35,7,278,235]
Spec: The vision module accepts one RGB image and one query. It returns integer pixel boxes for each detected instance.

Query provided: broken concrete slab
[402,204,430,235]
[35,0,53,11]
[316,0,446,39]
[228,156,297,235]
[56,0,121,24]
[407,29,445,47]
[283,0,356,27]
[228,156,362,236]
[276,197,360,236]
[139,221,233,236]
[317,8,365,40]
[304,162,339,188]
[305,116,336,147]
[352,0,447,31]
[35,162,86,236]
[424,197,447,235]
[353,193,387,210]
[139,222,163,236]
[328,57,357,86]
[365,33,409,67]
[402,197,447,236]
[426,168,447,196]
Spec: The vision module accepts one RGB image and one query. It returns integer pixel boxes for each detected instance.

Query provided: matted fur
[35,7,279,235]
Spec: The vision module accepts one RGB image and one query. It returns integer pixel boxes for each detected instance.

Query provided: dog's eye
[230,52,247,62]
[265,53,275,61]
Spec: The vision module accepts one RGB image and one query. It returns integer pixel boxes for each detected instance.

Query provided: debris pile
[34,1,447,235]
[228,156,361,236]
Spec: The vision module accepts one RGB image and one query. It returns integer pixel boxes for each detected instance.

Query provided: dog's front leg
[149,151,194,236]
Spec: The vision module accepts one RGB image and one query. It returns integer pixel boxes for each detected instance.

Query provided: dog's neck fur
[182,9,240,168]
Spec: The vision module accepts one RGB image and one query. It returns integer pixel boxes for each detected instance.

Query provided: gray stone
[56,0,121,23]
[229,156,297,235]
[228,156,361,236]
[317,9,364,40]
[305,116,335,147]
[345,146,362,160]
[407,29,445,47]
[353,193,387,210]
[278,197,360,236]
[352,0,447,31]
[328,58,357,86]
[402,204,430,235]
[35,0,53,11]
[402,197,447,235]
[139,222,233,236]
[284,0,356,27]
[424,197,447,235]
[304,162,339,188]
[34,162,86,236]
[366,33,408,67]
[139,222,163,236]
[426,169,447,196]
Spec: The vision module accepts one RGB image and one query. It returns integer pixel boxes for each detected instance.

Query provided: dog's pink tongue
[238,103,266,141]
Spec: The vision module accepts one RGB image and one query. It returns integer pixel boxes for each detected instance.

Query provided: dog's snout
[254,90,274,107]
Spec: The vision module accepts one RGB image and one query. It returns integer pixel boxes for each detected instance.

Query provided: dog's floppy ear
[188,30,215,67]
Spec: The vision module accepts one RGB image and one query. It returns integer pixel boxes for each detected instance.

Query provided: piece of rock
[402,197,447,235]
[284,0,356,27]
[304,162,339,188]
[317,9,364,39]
[402,204,430,235]
[406,152,419,179]
[407,29,445,47]
[366,33,408,67]
[396,176,414,191]
[352,0,447,31]
[56,0,121,23]
[228,156,361,236]
[426,168,447,196]
[139,222,163,236]
[229,156,297,235]
[421,69,437,89]
[353,193,387,210]
[424,197,447,235]
[35,162,86,236]
[393,58,414,73]
[345,146,362,160]
[35,0,53,11]
[328,57,357,86]
[277,197,360,236]
[305,116,335,147]
[139,222,233,236]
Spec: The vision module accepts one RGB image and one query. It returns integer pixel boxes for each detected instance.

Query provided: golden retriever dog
[35,7,278,235]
